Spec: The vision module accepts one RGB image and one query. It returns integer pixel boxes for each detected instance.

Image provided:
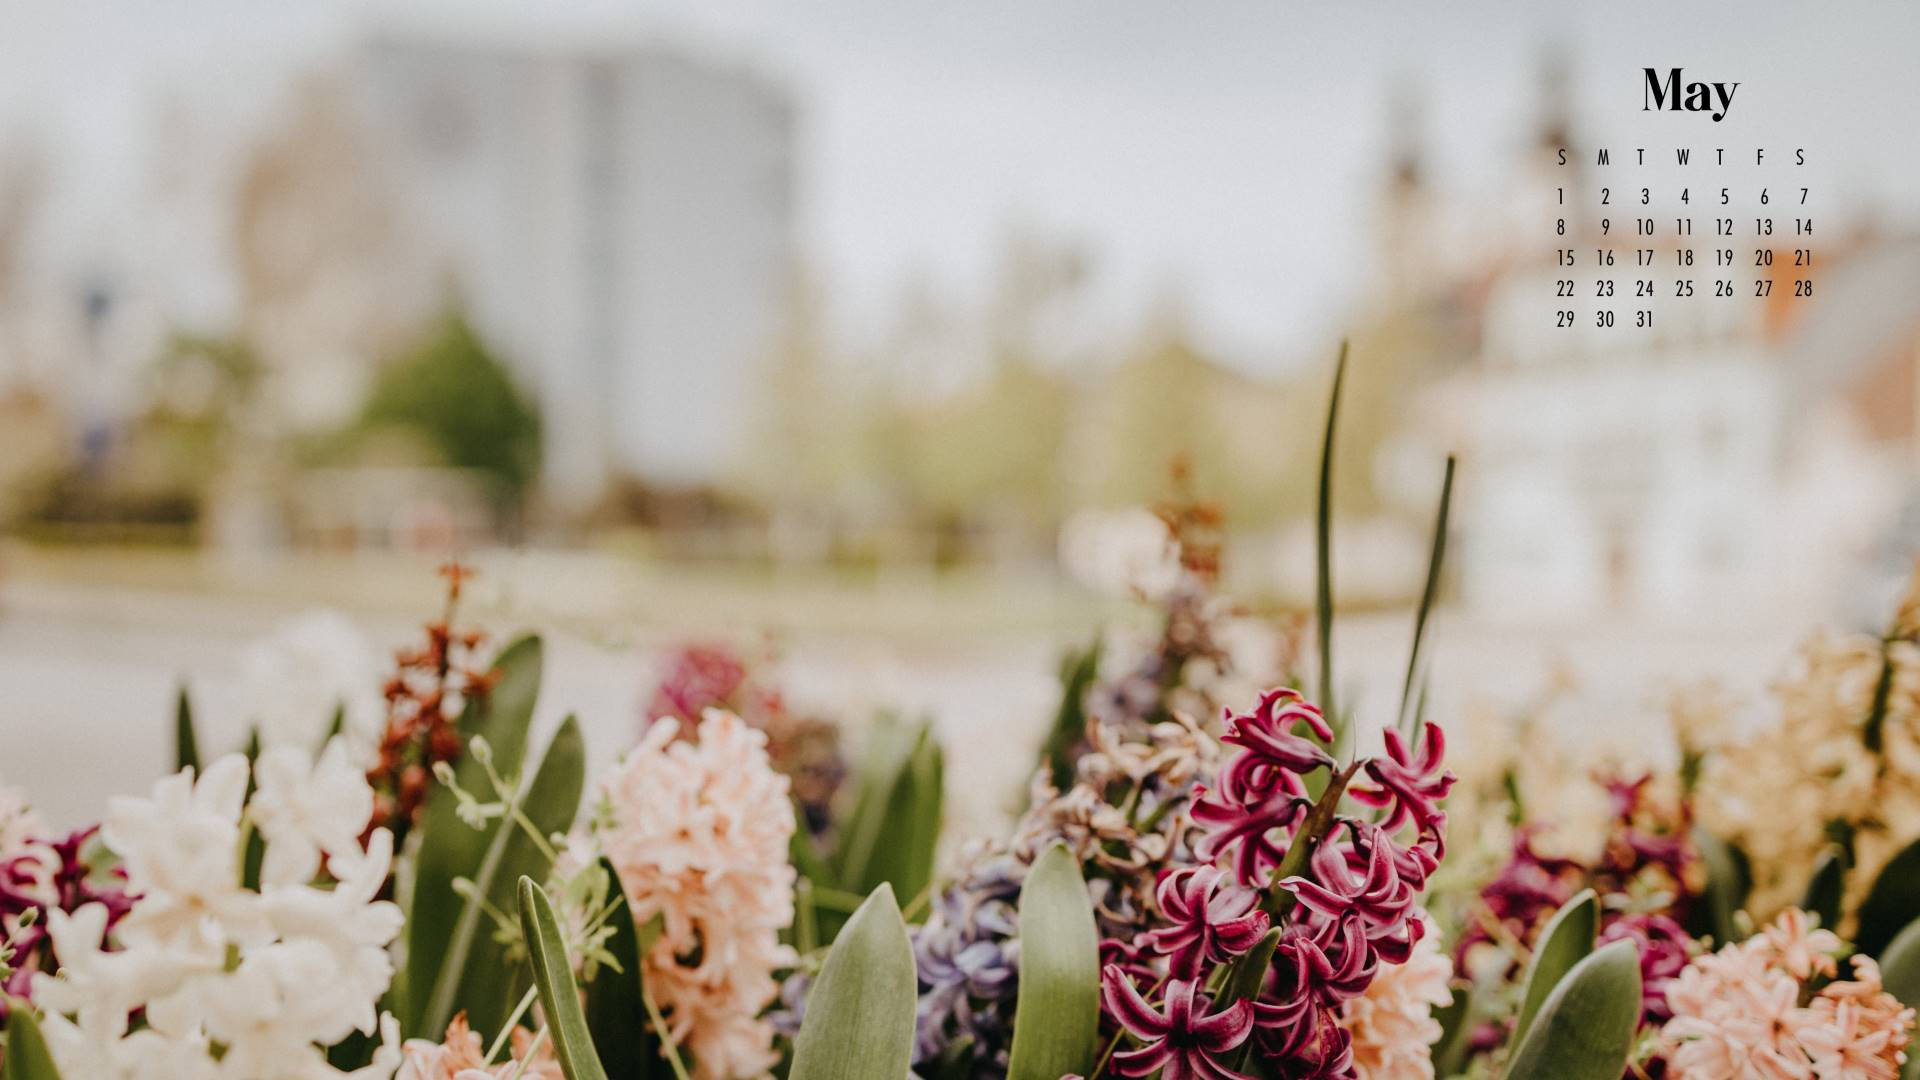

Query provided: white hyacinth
[228,611,387,767]
[32,746,405,1080]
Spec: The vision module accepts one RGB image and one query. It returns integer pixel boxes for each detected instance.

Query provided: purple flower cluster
[0,825,135,1010]
[908,851,1025,1078]
[1100,688,1454,1080]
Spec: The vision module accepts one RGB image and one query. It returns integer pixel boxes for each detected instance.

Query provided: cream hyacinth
[1340,914,1453,1080]
[597,709,797,1079]
[1695,626,1920,920]
[31,745,406,1080]
[1660,908,1914,1079]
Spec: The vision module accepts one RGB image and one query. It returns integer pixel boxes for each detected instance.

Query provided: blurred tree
[359,313,542,499]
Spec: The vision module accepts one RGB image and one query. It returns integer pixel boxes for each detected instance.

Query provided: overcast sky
[3,0,1917,372]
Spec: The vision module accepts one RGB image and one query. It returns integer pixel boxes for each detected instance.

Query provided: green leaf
[1008,845,1100,1080]
[1512,888,1597,1050]
[241,727,265,891]
[1858,836,1920,958]
[321,702,345,749]
[790,884,918,1080]
[1431,984,1474,1079]
[1880,917,1920,1080]
[1688,827,1750,946]
[518,877,611,1080]
[1042,640,1103,791]
[1223,927,1283,1071]
[1220,926,1281,1007]
[420,714,586,1039]
[1882,915,1920,1006]
[404,634,544,1035]
[1315,341,1348,720]
[1399,454,1455,736]
[173,685,199,774]
[835,716,943,912]
[1503,939,1642,1080]
[1802,845,1849,933]
[584,856,658,1079]
[3,998,64,1080]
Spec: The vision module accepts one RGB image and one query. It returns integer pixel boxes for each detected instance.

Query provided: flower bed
[2,357,1917,1080]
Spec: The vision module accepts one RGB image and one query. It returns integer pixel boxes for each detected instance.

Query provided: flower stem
[642,986,694,1080]
[502,1024,549,1080]
[1264,759,1362,918]
[484,985,541,1065]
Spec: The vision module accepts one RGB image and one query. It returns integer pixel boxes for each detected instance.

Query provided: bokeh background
[4,1,1920,831]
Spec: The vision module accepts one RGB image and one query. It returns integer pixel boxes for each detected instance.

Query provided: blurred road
[0,547,1803,846]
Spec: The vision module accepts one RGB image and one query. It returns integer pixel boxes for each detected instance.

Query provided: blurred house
[354,26,796,511]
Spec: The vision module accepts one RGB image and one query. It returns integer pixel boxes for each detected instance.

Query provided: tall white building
[355,27,795,510]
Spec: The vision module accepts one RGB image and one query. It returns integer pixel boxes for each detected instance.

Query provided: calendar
[1550,68,1815,335]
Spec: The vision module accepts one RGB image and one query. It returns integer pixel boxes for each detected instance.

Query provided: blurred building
[1377,63,1920,620]
[354,27,796,511]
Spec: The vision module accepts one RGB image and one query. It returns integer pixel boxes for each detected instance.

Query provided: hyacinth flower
[1143,866,1270,980]
[1189,688,1336,888]
[1107,685,1457,1080]
[1100,966,1257,1080]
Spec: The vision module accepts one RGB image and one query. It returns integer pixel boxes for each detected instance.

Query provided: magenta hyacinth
[0,825,135,1007]
[1190,688,1335,888]
[1101,965,1257,1080]
[1144,866,1271,979]
[1100,686,1455,1080]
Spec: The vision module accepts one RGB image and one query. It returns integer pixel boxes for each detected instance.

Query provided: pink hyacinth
[1143,866,1271,979]
[1101,965,1257,1080]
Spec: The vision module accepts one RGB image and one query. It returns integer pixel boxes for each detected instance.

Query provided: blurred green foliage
[360,313,541,499]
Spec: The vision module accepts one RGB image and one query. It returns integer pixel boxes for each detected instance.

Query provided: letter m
[1644,67,1679,111]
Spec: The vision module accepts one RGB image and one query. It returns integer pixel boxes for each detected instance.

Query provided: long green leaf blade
[1503,940,1642,1080]
[1315,340,1348,720]
[173,685,199,774]
[1399,454,1455,734]
[518,877,611,1080]
[1512,888,1597,1049]
[405,634,544,1034]
[1008,844,1100,1080]
[790,884,917,1080]
[3,999,63,1080]
[584,856,657,1079]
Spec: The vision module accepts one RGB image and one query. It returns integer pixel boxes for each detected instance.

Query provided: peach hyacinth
[598,709,797,1079]
[398,1013,562,1080]
[1661,908,1913,1079]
